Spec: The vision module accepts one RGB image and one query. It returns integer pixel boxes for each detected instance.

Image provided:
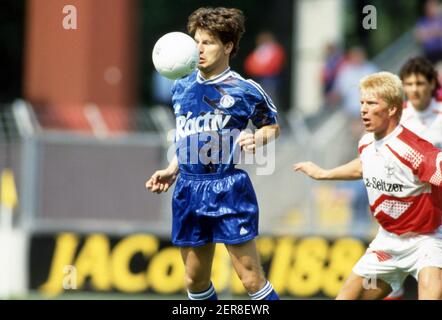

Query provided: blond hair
[360,72,404,115]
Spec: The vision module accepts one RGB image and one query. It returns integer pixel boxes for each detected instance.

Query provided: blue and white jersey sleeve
[243,80,278,128]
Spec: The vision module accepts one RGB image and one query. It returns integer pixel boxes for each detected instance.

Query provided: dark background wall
[0,0,25,103]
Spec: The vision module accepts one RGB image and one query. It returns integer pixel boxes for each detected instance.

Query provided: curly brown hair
[399,56,441,97]
[187,7,245,57]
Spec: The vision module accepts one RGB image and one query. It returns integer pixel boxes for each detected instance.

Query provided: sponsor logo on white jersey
[365,177,404,193]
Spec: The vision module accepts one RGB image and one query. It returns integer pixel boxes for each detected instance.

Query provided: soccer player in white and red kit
[383,57,442,299]
[294,72,442,299]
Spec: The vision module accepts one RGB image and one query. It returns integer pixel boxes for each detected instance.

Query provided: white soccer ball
[152,32,199,80]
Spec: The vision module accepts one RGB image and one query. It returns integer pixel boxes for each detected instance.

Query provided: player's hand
[293,162,327,180]
[145,169,177,194]
[237,131,256,153]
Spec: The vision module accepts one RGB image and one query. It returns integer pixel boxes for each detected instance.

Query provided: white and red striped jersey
[401,99,442,149]
[358,125,442,236]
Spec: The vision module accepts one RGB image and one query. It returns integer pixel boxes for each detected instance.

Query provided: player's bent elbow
[267,124,280,140]
[354,166,363,179]
[274,124,280,139]
[352,168,363,180]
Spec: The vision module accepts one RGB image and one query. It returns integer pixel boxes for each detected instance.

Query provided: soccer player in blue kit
[146,7,280,300]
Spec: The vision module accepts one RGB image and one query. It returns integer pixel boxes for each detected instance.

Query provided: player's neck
[412,98,433,113]
[374,121,400,140]
[199,62,230,80]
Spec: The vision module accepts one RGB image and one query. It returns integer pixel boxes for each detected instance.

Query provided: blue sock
[249,281,279,300]
[262,289,279,300]
[188,282,218,300]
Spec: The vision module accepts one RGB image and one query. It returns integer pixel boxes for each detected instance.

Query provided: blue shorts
[171,169,259,247]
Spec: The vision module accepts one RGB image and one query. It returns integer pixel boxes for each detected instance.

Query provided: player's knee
[419,283,442,299]
[418,275,442,299]
[335,274,363,300]
[335,285,356,300]
[419,277,431,292]
[238,271,266,293]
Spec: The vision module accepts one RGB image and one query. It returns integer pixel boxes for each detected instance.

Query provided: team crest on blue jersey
[220,95,235,109]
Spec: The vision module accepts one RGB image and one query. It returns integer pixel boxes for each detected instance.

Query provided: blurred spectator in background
[415,0,442,64]
[400,56,442,150]
[327,46,378,233]
[435,61,442,100]
[321,42,346,97]
[151,70,174,107]
[328,47,378,120]
[244,31,286,107]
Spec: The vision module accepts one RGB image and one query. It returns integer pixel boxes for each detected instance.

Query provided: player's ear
[389,105,398,117]
[224,42,234,55]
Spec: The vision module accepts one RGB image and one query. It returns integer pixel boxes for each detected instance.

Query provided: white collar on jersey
[406,98,439,118]
[374,125,402,150]
[197,67,232,85]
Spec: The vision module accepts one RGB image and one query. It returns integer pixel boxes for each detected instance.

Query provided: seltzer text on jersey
[358,125,442,236]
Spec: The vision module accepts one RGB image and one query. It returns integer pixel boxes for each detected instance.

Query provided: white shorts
[353,225,442,292]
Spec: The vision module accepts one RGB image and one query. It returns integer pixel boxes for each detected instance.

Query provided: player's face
[360,90,398,140]
[402,73,435,111]
[194,28,232,78]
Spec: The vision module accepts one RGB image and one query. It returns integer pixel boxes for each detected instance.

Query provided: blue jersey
[171,68,278,175]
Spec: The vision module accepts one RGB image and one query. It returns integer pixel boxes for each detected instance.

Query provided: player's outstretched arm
[293,158,363,180]
[146,155,179,194]
[238,124,280,153]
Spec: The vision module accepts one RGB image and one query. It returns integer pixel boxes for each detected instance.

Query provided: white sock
[188,282,216,300]
[249,281,274,300]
